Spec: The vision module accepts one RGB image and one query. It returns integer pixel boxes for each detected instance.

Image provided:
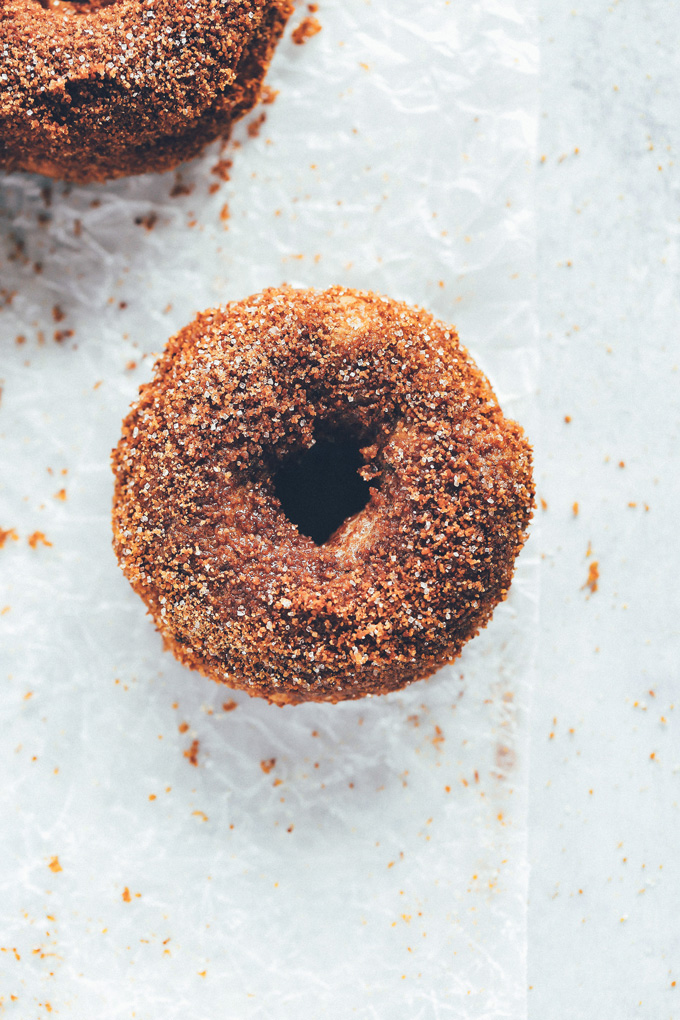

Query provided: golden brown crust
[111,286,535,704]
[0,0,293,182]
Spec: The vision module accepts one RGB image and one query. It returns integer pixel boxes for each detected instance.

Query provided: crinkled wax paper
[0,2,538,1017]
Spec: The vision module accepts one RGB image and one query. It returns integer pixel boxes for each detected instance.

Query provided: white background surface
[0,1,678,1017]
[531,2,679,1017]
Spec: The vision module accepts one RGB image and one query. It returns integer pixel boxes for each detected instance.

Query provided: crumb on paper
[178,721,189,733]
[211,157,233,182]
[28,531,52,549]
[247,112,267,138]
[53,489,66,501]
[134,212,158,231]
[0,527,19,548]
[222,700,237,712]
[582,561,599,595]
[48,856,62,873]
[260,758,276,774]
[260,85,279,105]
[184,739,200,766]
[572,501,579,516]
[292,16,321,45]
[122,887,131,902]
[170,176,194,199]
[496,744,516,773]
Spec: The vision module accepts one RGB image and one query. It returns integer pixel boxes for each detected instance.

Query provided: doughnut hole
[273,431,374,546]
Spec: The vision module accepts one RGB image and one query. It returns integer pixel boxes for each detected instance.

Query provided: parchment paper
[0,2,538,1016]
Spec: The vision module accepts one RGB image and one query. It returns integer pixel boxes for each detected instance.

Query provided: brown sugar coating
[0,0,292,182]
[111,287,534,705]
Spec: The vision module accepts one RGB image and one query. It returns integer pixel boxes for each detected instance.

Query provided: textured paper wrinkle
[0,2,537,1017]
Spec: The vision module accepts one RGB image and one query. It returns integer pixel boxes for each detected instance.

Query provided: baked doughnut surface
[0,0,292,182]
[112,287,534,705]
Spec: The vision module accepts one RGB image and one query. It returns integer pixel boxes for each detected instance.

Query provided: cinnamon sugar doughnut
[0,0,292,182]
[112,286,534,705]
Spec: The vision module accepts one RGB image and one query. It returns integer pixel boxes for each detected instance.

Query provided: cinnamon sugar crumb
[0,528,19,548]
[184,739,200,766]
[28,531,52,550]
[247,112,267,138]
[135,212,158,232]
[170,177,194,199]
[211,158,233,182]
[292,16,322,44]
[583,561,599,594]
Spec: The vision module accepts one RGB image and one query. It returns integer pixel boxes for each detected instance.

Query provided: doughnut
[111,286,534,705]
[0,0,292,182]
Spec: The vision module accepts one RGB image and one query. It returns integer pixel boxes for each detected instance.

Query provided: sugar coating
[111,286,535,704]
[0,0,292,182]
